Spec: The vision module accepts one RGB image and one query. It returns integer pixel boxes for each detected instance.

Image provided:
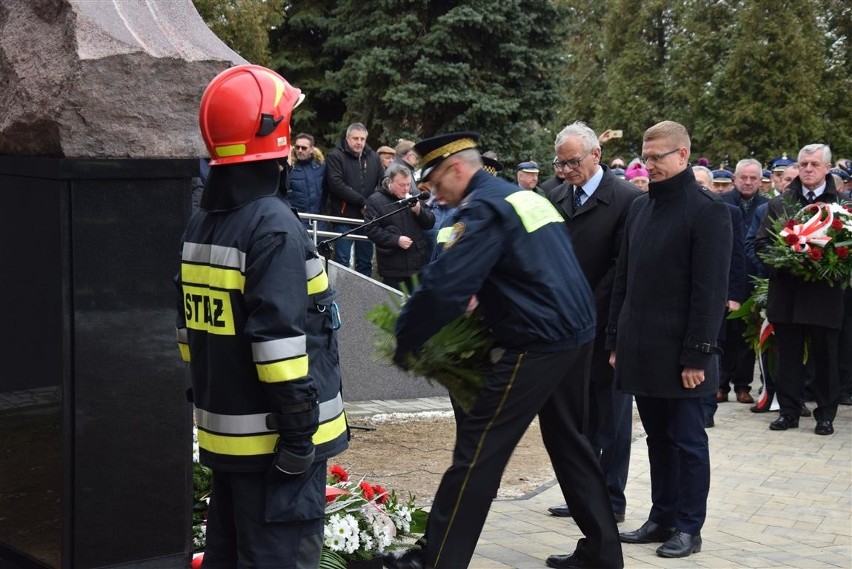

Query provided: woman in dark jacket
[364,163,435,290]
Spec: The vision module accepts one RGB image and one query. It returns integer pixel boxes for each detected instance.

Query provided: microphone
[393,191,432,207]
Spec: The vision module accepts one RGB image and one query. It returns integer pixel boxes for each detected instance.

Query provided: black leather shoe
[383,549,429,569]
[546,552,598,568]
[619,520,676,544]
[839,393,852,406]
[704,413,715,428]
[769,415,799,430]
[815,420,834,435]
[656,531,702,558]
[548,505,572,517]
[800,403,812,417]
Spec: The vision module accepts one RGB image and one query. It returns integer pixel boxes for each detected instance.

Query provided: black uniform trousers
[203,461,325,569]
[586,332,632,516]
[635,396,709,536]
[422,343,623,569]
[773,322,839,422]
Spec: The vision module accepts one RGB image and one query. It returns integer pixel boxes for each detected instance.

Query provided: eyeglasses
[553,151,591,170]
[641,148,680,163]
[294,145,310,151]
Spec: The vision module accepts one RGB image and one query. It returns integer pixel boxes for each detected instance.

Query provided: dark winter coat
[719,188,768,279]
[325,138,383,219]
[754,175,845,329]
[287,151,326,215]
[364,185,435,279]
[549,166,642,331]
[606,167,732,398]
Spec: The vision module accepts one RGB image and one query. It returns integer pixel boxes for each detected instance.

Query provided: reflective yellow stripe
[313,411,348,445]
[182,263,246,292]
[178,342,190,362]
[307,268,329,295]
[198,430,277,456]
[256,355,309,383]
[504,191,564,233]
[436,226,454,244]
[216,144,246,158]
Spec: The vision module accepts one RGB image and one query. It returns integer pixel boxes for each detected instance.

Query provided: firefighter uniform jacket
[396,169,596,356]
[176,161,348,472]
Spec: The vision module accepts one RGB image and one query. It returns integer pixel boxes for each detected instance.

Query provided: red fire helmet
[199,65,304,165]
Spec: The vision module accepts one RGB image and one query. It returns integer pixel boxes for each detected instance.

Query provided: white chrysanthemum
[359,530,375,552]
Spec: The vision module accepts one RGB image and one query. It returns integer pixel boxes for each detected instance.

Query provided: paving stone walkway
[345,395,852,568]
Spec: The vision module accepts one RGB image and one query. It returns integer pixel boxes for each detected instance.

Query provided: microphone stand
[316,197,421,259]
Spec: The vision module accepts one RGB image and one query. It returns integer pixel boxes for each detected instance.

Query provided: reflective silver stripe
[306,257,323,280]
[195,393,344,435]
[176,327,187,343]
[252,336,307,363]
[182,242,246,271]
[319,392,344,422]
[196,408,270,434]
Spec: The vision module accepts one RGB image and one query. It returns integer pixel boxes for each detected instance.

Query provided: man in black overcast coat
[607,121,731,560]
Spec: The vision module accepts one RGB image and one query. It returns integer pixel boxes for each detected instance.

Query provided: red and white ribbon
[779,202,834,253]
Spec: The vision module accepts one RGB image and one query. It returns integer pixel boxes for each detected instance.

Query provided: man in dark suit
[717,159,769,405]
[755,143,844,435]
[545,121,641,534]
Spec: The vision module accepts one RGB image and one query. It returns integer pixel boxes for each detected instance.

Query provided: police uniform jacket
[754,175,845,329]
[176,160,348,472]
[396,169,596,356]
[364,185,435,279]
[325,138,383,219]
[606,167,732,399]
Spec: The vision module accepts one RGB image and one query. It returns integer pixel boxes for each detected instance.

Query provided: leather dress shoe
[548,505,572,517]
[839,393,852,406]
[656,531,702,558]
[769,415,799,430]
[619,520,676,544]
[735,390,754,404]
[800,403,812,417]
[704,413,715,428]
[383,549,430,569]
[815,420,834,435]
[715,389,728,403]
[546,552,598,568]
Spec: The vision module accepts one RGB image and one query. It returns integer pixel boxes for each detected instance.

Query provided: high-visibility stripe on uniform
[181,263,246,292]
[314,411,347,445]
[306,257,329,295]
[176,327,190,362]
[195,393,345,436]
[252,336,307,363]
[198,429,278,456]
[504,191,564,233]
[182,242,246,271]
[256,356,309,383]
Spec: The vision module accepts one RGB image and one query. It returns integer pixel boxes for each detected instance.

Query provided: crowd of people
[183,63,849,569]
[282,119,851,569]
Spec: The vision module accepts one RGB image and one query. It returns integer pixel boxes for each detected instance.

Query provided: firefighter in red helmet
[176,65,348,568]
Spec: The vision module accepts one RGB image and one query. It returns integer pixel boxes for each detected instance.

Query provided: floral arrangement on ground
[321,464,427,568]
[191,440,426,568]
[759,201,852,286]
